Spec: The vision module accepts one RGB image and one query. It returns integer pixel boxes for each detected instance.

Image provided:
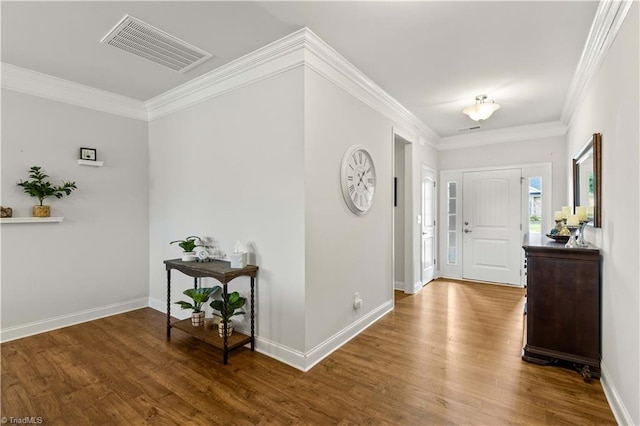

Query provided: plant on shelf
[175,286,221,326]
[210,291,247,337]
[17,166,77,217]
[170,235,204,262]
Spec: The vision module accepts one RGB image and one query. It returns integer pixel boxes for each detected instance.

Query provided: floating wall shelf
[77,159,104,167]
[0,217,64,224]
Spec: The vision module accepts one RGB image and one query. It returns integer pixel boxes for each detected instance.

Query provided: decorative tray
[545,234,570,243]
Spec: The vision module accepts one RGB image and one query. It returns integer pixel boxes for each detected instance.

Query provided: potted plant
[17,166,77,217]
[170,235,203,261]
[175,286,220,326]
[210,291,246,337]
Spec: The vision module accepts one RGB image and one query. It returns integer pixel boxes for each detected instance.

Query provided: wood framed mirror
[573,133,602,227]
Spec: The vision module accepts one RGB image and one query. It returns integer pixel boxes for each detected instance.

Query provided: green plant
[210,291,246,323]
[175,287,221,313]
[17,166,77,206]
[170,236,202,253]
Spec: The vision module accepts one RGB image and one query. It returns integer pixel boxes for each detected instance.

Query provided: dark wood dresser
[522,234,601,379]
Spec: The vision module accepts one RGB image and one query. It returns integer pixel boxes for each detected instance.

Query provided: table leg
[223,283,228,365]
[251,277,255,351]
[194,277,198,289]
[166,269,171,339]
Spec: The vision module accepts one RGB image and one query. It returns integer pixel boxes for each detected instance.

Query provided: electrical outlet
[353,292,362,310]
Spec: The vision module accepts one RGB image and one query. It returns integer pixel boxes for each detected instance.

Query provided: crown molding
[1,29,439,146]
[560,0,634,127]
[146,28,440,147]
[300,29,440,148]
[1,63,148,121]
[145,28,308,120]
[437,121,567,151]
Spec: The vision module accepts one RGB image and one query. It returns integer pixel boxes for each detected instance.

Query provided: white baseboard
[149,296,191,320]
[394,281,405,291]
[149,296,168,314]
[299,300,393,371]
[601,361,635,426]
[253,336,308,370]
[410,280,424,293]
[254,300,393,372]
[0,298,148,343]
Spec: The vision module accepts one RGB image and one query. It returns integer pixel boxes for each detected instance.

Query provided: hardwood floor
[1,279,615,425]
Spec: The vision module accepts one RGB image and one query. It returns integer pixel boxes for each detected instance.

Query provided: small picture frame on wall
[80,147,97,161]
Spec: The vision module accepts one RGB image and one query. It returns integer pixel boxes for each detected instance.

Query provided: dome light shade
[463,95,500,121]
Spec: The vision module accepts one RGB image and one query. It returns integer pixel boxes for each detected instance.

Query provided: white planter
[182,251,196,261]
[217,320,234,337]
[191,311,205,326]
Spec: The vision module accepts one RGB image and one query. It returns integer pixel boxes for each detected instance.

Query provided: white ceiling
[1,1,598,138]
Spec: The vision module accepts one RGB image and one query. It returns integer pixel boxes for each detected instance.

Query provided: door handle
[464,229,472,233]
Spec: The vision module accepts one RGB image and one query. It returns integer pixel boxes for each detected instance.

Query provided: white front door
[421,169,436,285]
[462,169,522,285]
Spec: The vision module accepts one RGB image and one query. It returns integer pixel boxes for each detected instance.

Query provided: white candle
[554,211,563,221]
[567,214,579,226]
[576,206,588,222]
[561,206,571,219]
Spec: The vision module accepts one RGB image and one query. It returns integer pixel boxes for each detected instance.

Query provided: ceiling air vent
[457,125,482,132]
[100,15,212,73]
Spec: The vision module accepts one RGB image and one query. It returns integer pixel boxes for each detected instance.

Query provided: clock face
[340,145,376,215]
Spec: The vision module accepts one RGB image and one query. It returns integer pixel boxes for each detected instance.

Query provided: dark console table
[522,234,601,379]
[164,259,258,364]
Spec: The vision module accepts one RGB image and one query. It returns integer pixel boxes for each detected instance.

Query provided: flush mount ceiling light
[101,15,212,73]
[462,95,500,121]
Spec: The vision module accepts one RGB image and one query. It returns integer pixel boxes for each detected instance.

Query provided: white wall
[1,90,149,340]
[438,135,566,211]
[147,59,435,369]
[303,67,394,353]
[148,68,307,355]
[566,5,639,424]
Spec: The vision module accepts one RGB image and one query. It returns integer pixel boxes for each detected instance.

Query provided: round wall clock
[340,145,377,215]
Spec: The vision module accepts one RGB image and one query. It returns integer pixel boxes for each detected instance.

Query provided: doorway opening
[393,136,410,291]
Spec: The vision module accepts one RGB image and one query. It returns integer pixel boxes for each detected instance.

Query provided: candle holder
[576,221,589,247]
[565,225,579,248]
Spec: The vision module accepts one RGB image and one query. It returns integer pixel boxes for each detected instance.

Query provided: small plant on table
[210,291,246,337]
[170,236,204,261]
[175,286,220,326]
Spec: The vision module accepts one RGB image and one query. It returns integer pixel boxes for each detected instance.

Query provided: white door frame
[421,165,437,286]
[438,162,552,286]
[391,127,425,295]
[391,130,414,297]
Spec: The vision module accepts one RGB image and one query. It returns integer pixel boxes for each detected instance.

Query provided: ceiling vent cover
[100,15,212,73]
[457,125,482,132]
